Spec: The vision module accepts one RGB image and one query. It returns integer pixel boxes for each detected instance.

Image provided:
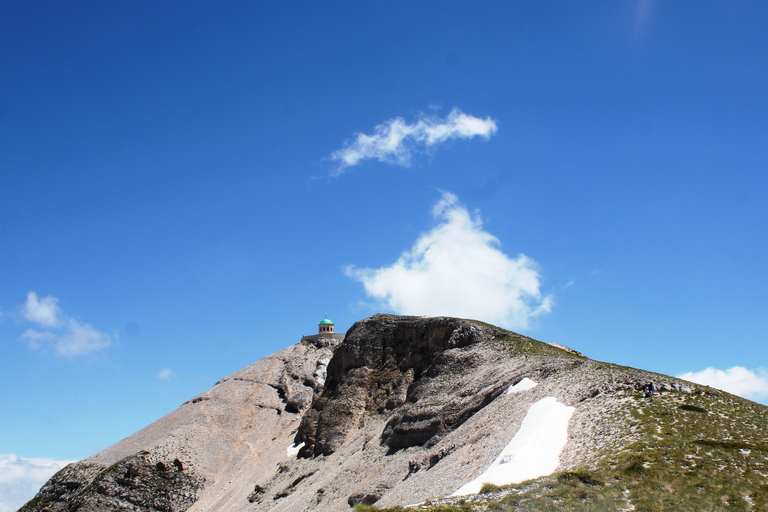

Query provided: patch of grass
[353,505,382,512]
[558,471,603,486]
[480,482,502,494]
[466,320,585,359]
[352,505,399,512]
[694,439,767,452]
[357,504,472,512]
[490,334,584,359]
[679,404,707,414]
[405,388,768,511]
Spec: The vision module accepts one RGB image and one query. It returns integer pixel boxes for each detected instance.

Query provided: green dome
[319,318,334,325]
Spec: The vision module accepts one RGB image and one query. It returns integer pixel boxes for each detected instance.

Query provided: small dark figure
[643,382,655,400]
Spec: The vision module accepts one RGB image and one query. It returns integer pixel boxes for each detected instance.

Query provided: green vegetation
[361,388,768,511]
[494,390,767,511]
[467,319,585,359]
[679,404,707,414]
[353,503,473,512]
[479,483,502,494]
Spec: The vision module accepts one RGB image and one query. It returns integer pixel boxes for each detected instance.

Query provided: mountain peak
[21,315,768,511]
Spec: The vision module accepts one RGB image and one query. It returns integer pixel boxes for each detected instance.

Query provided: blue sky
[2,1,767,508]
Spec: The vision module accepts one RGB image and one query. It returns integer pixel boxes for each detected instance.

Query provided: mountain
[21,314,768,511]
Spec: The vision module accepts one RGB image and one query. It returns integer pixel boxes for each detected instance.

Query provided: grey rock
[296,314,506,457]
[20,453,202,512]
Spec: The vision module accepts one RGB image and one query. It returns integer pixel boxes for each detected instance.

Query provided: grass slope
[354,374,768,511]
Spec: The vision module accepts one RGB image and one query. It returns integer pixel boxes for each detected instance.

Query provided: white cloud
[19,329,56,351]
[0,454,76,512]
[55,319,111,357]
[157,368,176,380]
[23,292,64,328]
[330,108,497,175]
[18,293,112,357]
[346,192,552,330]
[677,367,768,400]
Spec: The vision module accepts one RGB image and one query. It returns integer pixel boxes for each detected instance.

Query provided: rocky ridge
[21,314,767,511]
[21,335,340,512]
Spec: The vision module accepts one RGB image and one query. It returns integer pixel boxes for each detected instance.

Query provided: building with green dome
[319,317,335,334]
[301,316,345,346]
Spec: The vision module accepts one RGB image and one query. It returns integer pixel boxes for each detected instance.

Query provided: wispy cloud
[156,368,176,380]
[677,367,768,400]
[19,292,112,357]
[633,0,654,42]
[330,108,497,175]
[0,454,75,512]
[23,292,64,328]
[346,192,552,330]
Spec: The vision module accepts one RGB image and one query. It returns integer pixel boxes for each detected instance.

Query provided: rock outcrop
[24,453,202,512]
[295,315,507,457]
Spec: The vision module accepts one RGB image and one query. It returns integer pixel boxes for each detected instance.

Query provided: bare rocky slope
[21,314,768,512]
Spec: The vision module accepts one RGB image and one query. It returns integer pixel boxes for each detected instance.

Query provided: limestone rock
[296,314,507,457]
[22,453,202,512]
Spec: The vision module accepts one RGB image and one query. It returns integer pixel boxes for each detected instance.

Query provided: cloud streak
[346,192,552,330]
[157,368,176,380]
[330,108,497,175]
[20,292,112,357]
[633,0,654,42]
[677,366,768,400]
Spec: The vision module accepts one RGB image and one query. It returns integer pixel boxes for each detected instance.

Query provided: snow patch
[286,442,304,457]
[506,377,538,394]
[452,396,575,496]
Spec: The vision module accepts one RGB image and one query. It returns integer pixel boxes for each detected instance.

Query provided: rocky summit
[22,314,768,511]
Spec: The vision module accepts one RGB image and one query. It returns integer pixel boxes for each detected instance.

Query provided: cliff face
[22,314,768,512]
[296,315,508,458]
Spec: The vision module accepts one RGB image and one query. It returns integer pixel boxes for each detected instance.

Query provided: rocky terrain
[21,314,768,511]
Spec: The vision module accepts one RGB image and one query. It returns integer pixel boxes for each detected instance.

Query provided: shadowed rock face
[295,314,506,457]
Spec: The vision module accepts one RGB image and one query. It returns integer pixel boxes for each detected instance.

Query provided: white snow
[506,377,538,394]
[286,442,304,457]
[452,396,575,496]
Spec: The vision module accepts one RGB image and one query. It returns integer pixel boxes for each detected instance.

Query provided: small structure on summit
[302,316,345,346]
[319,316,335,334]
